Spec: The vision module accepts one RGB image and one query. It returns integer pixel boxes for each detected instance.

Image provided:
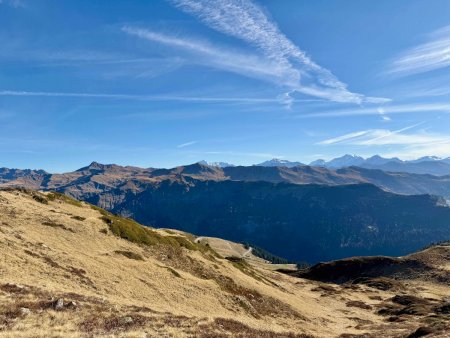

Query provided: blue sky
[1,0,450,172]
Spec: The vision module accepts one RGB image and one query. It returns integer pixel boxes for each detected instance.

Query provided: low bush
[346,300,372,310]
[32,194,48,204]
[46,192,83,207]
[42,221,74,232]
[114,250,144,261]
[100,214,166,246]
[98,211,220,258]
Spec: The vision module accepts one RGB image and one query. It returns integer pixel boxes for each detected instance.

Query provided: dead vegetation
[0,282,309,338]
[311,284,339,297]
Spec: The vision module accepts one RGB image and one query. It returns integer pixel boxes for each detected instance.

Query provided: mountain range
[2,161,450,199]
[256,158,305,167]
[308,155,450,176]
[261,155,450,176]
[194,155,450,176]
[1,161,450,263]
[196,155,450,175]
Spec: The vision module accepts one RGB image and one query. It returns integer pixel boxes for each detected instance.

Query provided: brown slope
[288,245,450,337]
[292,248,450,285]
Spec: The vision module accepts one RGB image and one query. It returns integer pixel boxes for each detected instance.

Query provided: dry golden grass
[0,189,448,337]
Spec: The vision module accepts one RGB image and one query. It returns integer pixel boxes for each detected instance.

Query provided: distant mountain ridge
[256,158,304,167]
[2,161,450,199]
[0,167,50,187]
[222,155,450,176]
[198,161,235,168]
[309,154,450,175]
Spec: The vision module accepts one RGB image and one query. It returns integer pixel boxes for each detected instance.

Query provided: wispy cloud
[318,123,430,146]
[122,27,297,92]
[0,42,186,79]
[0,90,283,103]
[388,25,450,76]
[125,0,388,104]
[318,123,450,159]
[381,143,450,160]
[0,0,24,8]
[391,76,450,100]
[299,102,450,118]
[319,130,374,145]
[377,107,391,121]
[177,141,198,148]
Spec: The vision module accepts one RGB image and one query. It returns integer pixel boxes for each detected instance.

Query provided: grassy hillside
[0,189,311,337]
[1,189,449,337]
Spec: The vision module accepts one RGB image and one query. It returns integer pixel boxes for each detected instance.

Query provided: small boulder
[19,307,31,316]
[54,298,64,311]
[119,316,133,325]
[7,283,25,290]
